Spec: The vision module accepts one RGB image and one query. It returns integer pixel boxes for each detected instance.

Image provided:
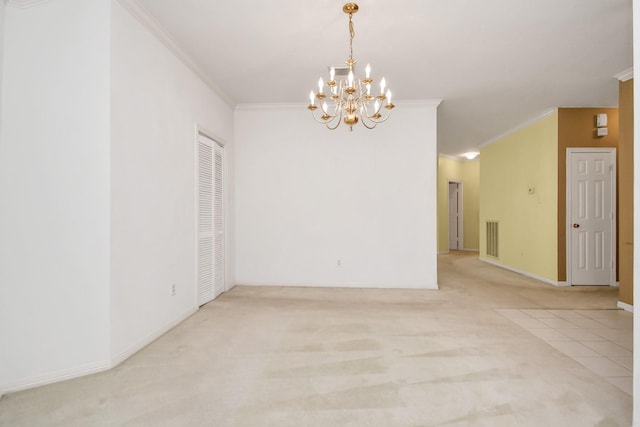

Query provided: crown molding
[438,153,462,161]
[235,103,304,111]
[438,153,480,162]
[5,0,49,8]
[614,68,633,82]
[479,108,557,148]
[116,0,235,107]
[397,99,443,108]
[235,99,443,112]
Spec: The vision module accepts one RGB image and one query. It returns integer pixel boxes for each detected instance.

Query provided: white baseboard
[111,307,198,367]
[479,257,566,287]
[1,307,198,396]
[617,301,633,313]
[234,281,440,290]
[438,249,479,254]
[0,360,110,395]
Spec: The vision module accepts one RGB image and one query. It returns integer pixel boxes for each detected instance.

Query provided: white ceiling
[132,0,633,157]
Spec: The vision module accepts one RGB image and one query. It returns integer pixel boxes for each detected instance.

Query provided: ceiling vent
[329,65,350,77]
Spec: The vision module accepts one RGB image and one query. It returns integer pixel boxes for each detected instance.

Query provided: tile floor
[496,308,633,395]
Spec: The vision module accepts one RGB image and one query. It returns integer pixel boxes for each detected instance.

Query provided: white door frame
[448,180,463,251]
[566,148,616,286]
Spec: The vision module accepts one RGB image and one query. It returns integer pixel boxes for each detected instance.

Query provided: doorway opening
[448,180,463,251]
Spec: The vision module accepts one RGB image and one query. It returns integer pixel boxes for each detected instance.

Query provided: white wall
[0,0,111,392]
[235,102,440,289]
[0,0,5,133]
[110,0,235,362]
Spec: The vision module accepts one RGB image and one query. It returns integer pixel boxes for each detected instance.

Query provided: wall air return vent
[486,220,499,258]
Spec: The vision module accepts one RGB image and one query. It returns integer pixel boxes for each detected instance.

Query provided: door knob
[572,224,580,228]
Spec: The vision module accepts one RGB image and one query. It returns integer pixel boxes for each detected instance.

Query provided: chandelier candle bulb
[309,90,315,105]
[318,77,324,94]
[365,64,371,78]
[330,67,335,81]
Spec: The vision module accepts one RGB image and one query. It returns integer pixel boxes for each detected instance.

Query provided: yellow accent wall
[480,112,558,282]
[437,157,480,252]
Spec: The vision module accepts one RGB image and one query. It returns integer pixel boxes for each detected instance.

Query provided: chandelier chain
[348,13,355,61]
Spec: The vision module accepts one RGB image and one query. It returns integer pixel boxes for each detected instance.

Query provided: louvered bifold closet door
[197,134,225,306]
[198,137,214,305]
[213,143,225,298]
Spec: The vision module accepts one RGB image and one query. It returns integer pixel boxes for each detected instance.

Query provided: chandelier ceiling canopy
[307,2,394,131]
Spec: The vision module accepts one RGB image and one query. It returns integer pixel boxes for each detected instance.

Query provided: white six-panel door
[567,148,616,286]
[197,133,225,306]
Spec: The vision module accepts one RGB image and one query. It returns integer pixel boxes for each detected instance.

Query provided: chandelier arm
[310,109,339,125]
[368,109,392,124]
[360,118,378,130]
[355,102,383,125]
[358,105,379,128]
[325,107,344,130]
[361,102,379,120]
[326,118,343,131]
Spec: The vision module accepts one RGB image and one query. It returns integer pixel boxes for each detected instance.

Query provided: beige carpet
[0,252,632,426]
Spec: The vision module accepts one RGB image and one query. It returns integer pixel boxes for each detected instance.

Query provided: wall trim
[1,303,211,395]
[111,307,198,367]
[617,301,633,312]
[479,108,557,148]
[439,153,461,161]
[0,360,110,395]
[235,99,443,112]
[234,282,440,290]
[115,0,234,107]
[395,99,444,108]
[615,68,634,82]
[1,306,199,395]
[5,0,49,8]
[439,153,480,162]
[479,257,567,287]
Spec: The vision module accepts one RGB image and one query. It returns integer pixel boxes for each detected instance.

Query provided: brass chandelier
[307,2,394,131]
